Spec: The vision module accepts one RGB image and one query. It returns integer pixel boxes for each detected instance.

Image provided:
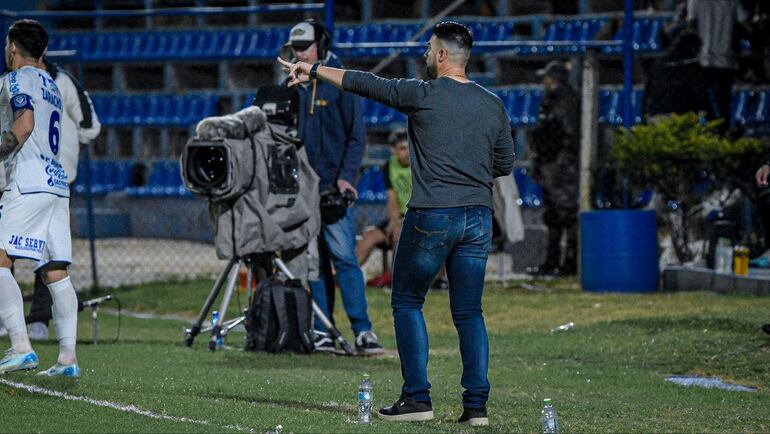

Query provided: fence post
[324,0,335,35]
[622,0,634,129]
[82,144,100,291]
[579,50,598,213]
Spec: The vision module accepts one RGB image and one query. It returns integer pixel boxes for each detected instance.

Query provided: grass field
[2,278,769,433]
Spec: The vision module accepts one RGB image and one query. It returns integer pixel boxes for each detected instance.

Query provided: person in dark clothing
[754,160,770,335]
[687,0,750,134]
[645,31,710,118]
[278,21,514,426]
[528,61,581,276]
[280,19,383,355]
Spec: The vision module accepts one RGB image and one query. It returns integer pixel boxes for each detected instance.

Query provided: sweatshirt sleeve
[58,71,101,144]
[493,106,515,178]
[337,90,367,185]
[342,70,427,115]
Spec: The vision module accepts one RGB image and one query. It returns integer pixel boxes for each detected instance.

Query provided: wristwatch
[310,62,320,80]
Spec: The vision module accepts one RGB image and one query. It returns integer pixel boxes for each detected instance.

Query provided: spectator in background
[741,0,768,83]
[356,127,410,289]
[281,19,383,355]
[753,160,770,336]
[529,61,580,277]
[26,57,101,341]
[687,0,750,134]
[644,30,709,120]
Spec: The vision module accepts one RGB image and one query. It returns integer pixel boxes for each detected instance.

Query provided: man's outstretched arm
[277,57,425,113]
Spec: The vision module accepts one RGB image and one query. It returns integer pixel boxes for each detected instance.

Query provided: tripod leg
[273,257,355,356]
[185,257,236,347]
[209,259,241,351]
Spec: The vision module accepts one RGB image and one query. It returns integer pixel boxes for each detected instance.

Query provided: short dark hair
[8,19,48,60]
[388,127,408,146]
[431,21,473,52]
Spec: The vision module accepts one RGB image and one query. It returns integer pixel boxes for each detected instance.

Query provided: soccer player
[0,19,80,377]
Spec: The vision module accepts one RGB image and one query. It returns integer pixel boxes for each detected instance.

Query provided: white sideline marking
[0,378,255,432]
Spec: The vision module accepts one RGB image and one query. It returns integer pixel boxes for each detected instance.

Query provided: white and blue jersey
[0,65,69,197]
[0,65,72,266]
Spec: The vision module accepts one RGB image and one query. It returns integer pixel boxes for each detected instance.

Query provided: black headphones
[304,18,332,60]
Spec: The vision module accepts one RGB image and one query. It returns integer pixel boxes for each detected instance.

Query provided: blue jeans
[391,206,492,408]
[311,207,372,334]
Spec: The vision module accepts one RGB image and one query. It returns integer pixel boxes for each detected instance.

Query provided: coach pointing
[278,22,514,426]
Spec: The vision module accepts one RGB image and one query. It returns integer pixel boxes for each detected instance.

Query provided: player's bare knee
[40,262,69,284]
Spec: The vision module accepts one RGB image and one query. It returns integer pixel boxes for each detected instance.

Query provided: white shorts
[0,184,72,270]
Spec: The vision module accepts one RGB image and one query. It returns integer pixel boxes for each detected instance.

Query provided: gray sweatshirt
[342,71,514,210]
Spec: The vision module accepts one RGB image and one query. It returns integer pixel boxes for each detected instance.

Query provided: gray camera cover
[182,110,320,258]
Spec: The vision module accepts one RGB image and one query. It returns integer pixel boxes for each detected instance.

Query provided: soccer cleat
[378,398,434,422]
[355,330,384,355]
[0,348,39,373]
[38,363,80,378]
[457,406,489,427]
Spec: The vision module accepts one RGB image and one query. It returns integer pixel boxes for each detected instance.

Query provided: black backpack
[244,277,314,354]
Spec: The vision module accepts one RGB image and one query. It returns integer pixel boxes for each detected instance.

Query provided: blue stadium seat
[601,16,669,54]
[362,99,405,127]
[513,167,543,208]
[597,88,644,125]
[541,18,606,53]
[732,90,750,126]
[733,89,770,126]
[126,160,189,197]
[72,160,136,195]
[356,165,387,204]
[91,94,219,127]
[495,88,542,126]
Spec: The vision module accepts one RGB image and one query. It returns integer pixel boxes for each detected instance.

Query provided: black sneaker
[312,330,336,353]
[378,398,434,422]
[762,324,770,335]
[355,330,384,355]
[457,406,488,427]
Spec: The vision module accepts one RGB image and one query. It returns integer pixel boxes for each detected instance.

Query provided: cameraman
[281,20,383,355]
[279,21,514,426]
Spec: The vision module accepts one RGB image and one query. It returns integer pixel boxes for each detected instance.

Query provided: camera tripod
[183,252,354,355]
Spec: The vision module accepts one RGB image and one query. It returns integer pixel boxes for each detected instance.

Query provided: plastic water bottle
[211,310,224,349]
[357,374,372,424]
[715,238,733,274]
[541,398,558,433]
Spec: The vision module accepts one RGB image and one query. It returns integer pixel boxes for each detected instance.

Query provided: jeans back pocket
[410,211,453,250]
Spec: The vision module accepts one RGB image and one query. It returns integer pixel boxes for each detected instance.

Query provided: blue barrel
[581,210,658,292]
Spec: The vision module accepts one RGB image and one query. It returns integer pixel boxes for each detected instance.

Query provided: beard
[426,63,437,80]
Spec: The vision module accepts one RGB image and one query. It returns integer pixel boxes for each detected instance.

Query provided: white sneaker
[27,322,49,341]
